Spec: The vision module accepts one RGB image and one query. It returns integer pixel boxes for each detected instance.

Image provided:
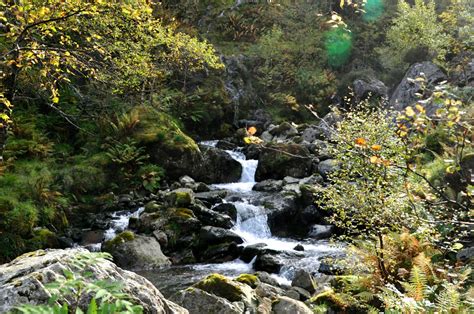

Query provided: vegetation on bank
[0,0,472,312]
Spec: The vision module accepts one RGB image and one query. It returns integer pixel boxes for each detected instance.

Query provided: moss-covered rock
[167,188,194,207]
[194,274,246,302]
[27,228,59,251]
[235,274,260,288]
[103,231,135,251]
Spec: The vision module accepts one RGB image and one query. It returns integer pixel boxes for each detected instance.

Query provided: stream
[104,141,342,297]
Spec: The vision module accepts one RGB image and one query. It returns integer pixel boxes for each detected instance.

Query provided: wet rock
[256,144,313,181]
[253,179,283,192]
[179,175,195,185]
[103,233,171,270]
[197,145,243,183]
[198,226,243,247]
[293,244,304,251]
[318,159,340,178]
[144,200,163,213]
[291,269,317,294]
[198,242,240,263]
[300,174,324,185]
[191,203,234,229]
[216,140,238,151]
[58,236,75,249]
[272,296,313,314]
[260,130,273,142]
[255,271,281,287]
[255,254,282,274]
[0,249,187,313]
[308,224,334,240]
[212,203,238,221]
[390,62,447,114]
[353,78,388,101]
[80,230,104,246]
[169,249,196,265]
[152,230,168,248]
[195,190,228,207]
[240,243,268,263]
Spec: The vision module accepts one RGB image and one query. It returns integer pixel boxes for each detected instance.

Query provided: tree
[379,0,451,71]
[0,0,223,161]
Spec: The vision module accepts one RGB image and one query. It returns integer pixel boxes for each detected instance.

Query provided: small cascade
[104,207,145,241]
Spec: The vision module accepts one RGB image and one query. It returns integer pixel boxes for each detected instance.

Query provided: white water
[200,141,341,282]
[104,206,145,241]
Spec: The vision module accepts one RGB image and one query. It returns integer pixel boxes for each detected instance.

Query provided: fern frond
[405,266,428,301]
[436,283,461,312]
[413,252,434,279]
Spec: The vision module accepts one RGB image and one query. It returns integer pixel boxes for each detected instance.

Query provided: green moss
[26,228,59,251]
[131,106,198,151]
[194,273,244,302]
[170,207,195,219]
[104,231,135,251]
[309,289,350,311]
[235,274,259,288]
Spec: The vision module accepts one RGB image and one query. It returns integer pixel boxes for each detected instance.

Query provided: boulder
[212,203,238,221]
[308,225,335,240]
[286,287,311,301]
[196,145,242,183]
[191,203,234,229]
[272,296,313,314]
[198,226,243,246]
[174,288,241,314]
[353,78,388,101]
[255,271,281,287]
[0,249,186,313]
[167,188,194,207]
[389,62,447,114]
[240,243,274,263]
[291,269,317,294]
[253,179,283,192]
[269,122,299,142]
[195,190,228,207]
[255,254,282,274]
[103,233,171,270]
[301,126,323,143]
[256,144,313,181]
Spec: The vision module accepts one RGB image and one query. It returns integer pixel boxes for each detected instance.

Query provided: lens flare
[325,27,353,68]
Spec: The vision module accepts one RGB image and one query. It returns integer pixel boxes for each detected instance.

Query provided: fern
[402,266,428,301]
[435,283,462,312]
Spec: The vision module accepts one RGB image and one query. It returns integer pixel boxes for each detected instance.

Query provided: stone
[353,78,388,101]
[191,203,234,229]
[255,282,284,299]
[252,179,283,192]
[195,190,228,206]
[103,233,171,270]
[0,249,187,313]
[167,188,194,207]
[288,287,311,301]
[318,261,346,275]
[301,126,323,143]
[389,62,447,114]
[152,230,168,248]
[308,224,334,240]
[144,200,162,213]
[240,243,268,263]
[196,145,243,183]
[318,159,340,178]
[174,288,241,314]
[256,144,313,181]
[457,246,474,262]
[269,122,299,140]
[80,230,104,246]
[255,271,280,287]
[291,269,317,294]
[211,203,238,221]
[272,296,313,314]
[198,226,243,247]
[260,131,273,142]
[179,175,195,185]
[255,254,282,274]
[293,244,304,251]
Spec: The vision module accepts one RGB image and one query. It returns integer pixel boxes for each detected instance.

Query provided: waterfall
[104,207,145,241]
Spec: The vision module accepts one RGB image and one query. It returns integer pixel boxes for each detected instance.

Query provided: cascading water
[203,143,341,284]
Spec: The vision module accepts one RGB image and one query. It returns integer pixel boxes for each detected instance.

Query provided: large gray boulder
[389,62,447,114]
[196,145,242,183]
[174,288,242,314]
[353,78,388,101]
[255,144,313,181]
[103,234,171,270]
[0,249,187,313]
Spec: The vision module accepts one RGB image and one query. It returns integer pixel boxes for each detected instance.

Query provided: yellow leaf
[405,106,415,117]
[370,156,379,164]
[354,137,367,147]
[371,144,382,151]
[52,96,59,104]
[415,104,425,113]
[247,126,257,136]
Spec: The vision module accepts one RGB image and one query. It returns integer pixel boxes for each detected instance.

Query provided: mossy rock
[27,229,59,251]
[167,188,194,207]
[170,208,196,220]
[144,201,164,213]
[194,273,245,302]
[103,231,135,251]
[235,274,260,288]
[131,106,198,152]
[309,289,360,312]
